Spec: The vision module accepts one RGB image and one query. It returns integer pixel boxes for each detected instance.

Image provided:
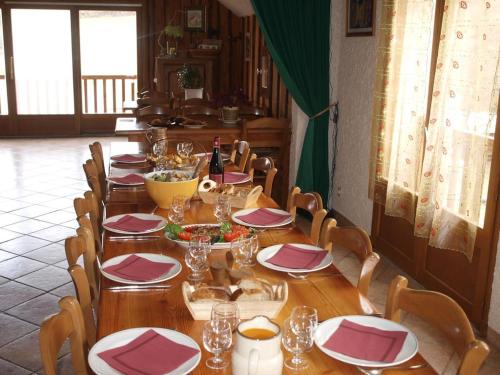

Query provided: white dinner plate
[106,173,144,186]
[165,223,247,250]
[231,208,293,228]
[314,315,418,368]
[224,172,251,185]
[182,123,207,129]
[100,253,181,285]
[110,153,147,164]
[103,213,167,235]
[194,152,230,161]
[257,243,333,274]
[88,327,201,375]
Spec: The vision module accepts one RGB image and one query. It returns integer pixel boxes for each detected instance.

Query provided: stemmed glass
[168,195,185,224]
[203,319,232,370]
[282,317,312,370]
[230,237,252,269]
[214,194,231,223]
[290,306,318,351]
[211,302,240,333]
[177,142,194,158]
[247,234,260,266]
[185,235,211,283]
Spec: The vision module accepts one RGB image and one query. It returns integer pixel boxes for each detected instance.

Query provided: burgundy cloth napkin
[111,154,145,163]
[224,172,249,184]
[323,319,408,362]
[266,244,328,269]
[109,174,144,185]
[237,208,291,226]
[98,329,199,375]
[105,215,162,232]
[103,255,175,281]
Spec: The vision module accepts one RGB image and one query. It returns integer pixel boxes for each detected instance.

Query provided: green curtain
[252,0,330,204]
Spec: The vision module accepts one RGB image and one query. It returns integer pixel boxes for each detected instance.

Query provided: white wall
[328,0,381,232]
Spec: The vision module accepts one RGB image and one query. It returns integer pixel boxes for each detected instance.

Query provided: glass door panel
[79,10,137,113]
[0,10,8,115]
[11,9,74,115]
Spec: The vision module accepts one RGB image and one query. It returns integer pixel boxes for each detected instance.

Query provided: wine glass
[177,142,193,158]
[190,234,212,255]
[211,302,240,333]
[290,305,318,352]
[214,194,231,223]
[203,319,232,370]
[247,234,260,266]
[230,237,252,268]
[168,195,185,224]
[282,317,311,370]
[185,242,208,283]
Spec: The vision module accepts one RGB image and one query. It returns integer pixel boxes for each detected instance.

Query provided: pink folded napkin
[111,154,145,163]
[109,174,144,185]
[103,255,175,281]
[104,215,162,232]
[237,208,291,226]
[98,329,199,375]
[323,319,408,362]
[266,244,328,269]
[224,172,249,184]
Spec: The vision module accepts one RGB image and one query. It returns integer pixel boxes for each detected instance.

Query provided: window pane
[79,10,137,114]
[11,9,74,114]
[0,10,8,115]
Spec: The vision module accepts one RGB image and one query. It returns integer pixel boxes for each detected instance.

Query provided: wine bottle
[209,136,224,185]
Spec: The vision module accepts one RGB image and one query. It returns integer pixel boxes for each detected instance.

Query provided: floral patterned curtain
[414,0,499,260]
[369,0,436,222]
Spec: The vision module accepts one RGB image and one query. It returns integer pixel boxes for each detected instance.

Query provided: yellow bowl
[144,171,199,209]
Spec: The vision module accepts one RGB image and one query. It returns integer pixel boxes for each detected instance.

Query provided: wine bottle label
[210,174,223,184]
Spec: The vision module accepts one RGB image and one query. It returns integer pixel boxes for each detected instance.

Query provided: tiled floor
[0,137,498,374]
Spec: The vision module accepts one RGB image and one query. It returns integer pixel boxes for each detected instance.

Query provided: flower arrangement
[213,88,248,109]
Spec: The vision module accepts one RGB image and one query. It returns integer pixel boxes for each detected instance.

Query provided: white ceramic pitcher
[232,316,283,375]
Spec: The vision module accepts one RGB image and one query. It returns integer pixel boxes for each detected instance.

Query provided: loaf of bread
[191,285,230,302]
[231,277,275,301]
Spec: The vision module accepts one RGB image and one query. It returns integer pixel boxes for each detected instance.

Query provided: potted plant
[177,65,203,99]
[158,24,183,57]
[213,88,248,124]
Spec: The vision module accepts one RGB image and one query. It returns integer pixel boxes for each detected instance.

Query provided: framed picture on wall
[346,0,375,37]
[185,6,206,32]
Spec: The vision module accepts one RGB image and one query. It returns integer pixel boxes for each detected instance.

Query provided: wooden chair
[247,153,278,197]
[69,265,97,347]
[74,191,103,252]
[65,226,99,311]
[83,159,104,204]
[386,276,489,374]
[287,186,327,245]
[137,104,174,118]
[39,296,90,375]
[230,139,251,172]
[88,142,106,200]
[320,218,380,296]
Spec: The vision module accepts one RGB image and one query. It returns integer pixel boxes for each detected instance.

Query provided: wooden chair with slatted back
[74,191,103,252]
[65,226,99,310]
[137,104,174,118]
[230,139,251,172]
[287,186,327,245]
[68,265,97,347]
[247,153,278,197]
[320,218,380,296]
[83,159,104,204]
[386,276,489,374]
[39,296,90,375]
[89,142,106,199]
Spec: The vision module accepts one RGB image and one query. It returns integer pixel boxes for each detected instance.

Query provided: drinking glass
[211,302,240,332]
[168,195,185,224]
[190,234,212,256]
[203,319,232,370]
[230,237,252,269]
[177,142,193,158]
[290,305,318,352]
[185,242,208,282]
[214,194,231,223]
[282,317,311,370]
[247,234,260,266]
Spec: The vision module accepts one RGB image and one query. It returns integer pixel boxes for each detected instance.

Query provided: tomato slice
[177,231,192,241]
[224,232,239,242]
[184,226,193,233]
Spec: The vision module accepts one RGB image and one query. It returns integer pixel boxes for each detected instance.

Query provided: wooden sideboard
[155,57,215,97]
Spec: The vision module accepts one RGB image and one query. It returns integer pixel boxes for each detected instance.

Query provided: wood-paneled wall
[243,16,292,119]
[145,0,244,96]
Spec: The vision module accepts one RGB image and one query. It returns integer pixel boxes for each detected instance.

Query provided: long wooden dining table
[97,142,437,374]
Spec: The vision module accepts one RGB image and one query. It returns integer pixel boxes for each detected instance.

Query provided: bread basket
[182,281,288,320]
[197,182,262,209]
